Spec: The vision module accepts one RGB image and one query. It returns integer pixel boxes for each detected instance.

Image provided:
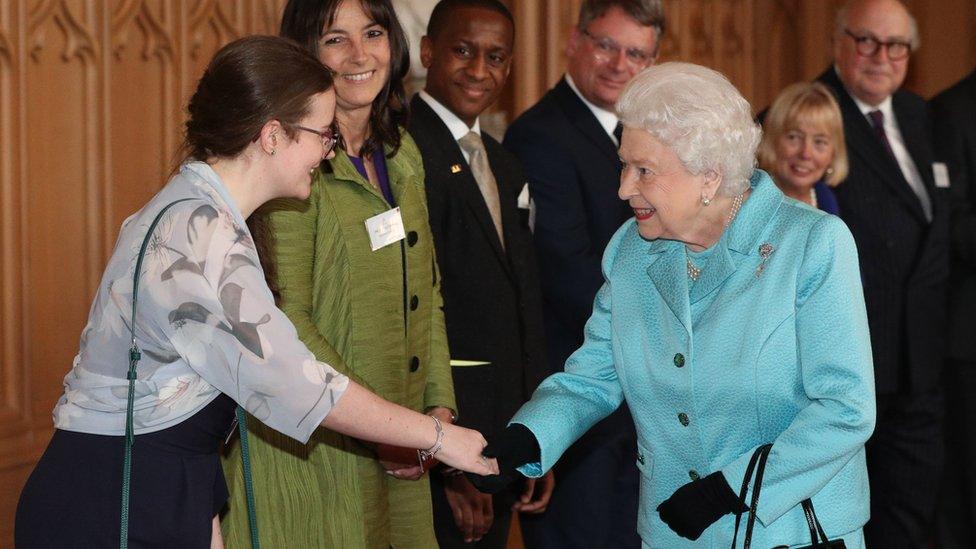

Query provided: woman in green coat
[221,1,455,547]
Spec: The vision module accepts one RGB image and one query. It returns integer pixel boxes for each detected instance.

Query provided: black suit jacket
[503,78,632,376]
[819,68,950,394]
[931,69,976,362]
[408,95,548,440]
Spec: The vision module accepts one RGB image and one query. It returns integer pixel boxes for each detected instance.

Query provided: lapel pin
[755,243,775,278]
[450,164,462,174]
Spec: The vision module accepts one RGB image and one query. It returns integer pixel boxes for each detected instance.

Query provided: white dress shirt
[418,90,481,163]
[565,75,621,146]
[849,92,932,220]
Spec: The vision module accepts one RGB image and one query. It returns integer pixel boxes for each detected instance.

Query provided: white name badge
[933,162,951,188]
[365,207,406,251]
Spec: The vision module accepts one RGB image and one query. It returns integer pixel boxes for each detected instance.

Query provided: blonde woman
[759,82,849,214]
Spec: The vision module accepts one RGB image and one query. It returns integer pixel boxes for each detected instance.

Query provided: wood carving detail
[189,0,243,60]
[688,3,714,60]
[111,0,174,62]
[29,0,98,63]
[721,2,745,57]
[0,32,11,65]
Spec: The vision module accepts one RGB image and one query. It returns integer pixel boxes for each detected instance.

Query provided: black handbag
[730,444,846,549]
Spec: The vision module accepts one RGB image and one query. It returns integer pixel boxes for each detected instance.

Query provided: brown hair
[183,35,334,161]
[758,82,849,187]
[280,0,410,157]
[578,0,666,55]
[183,35,334,302]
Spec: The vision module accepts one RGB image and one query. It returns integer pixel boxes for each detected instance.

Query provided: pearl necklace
[687,192,746,281]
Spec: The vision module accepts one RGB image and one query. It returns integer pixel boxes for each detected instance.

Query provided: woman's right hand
[437,423,498,476]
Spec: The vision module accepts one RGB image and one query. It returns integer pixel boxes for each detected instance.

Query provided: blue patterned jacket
[513,170,875,547]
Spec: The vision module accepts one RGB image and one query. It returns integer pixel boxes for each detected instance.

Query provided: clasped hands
[378,419,553,543]
[379,407,499,480]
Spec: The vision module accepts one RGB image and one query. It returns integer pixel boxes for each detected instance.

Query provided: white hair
[616,62,762,196]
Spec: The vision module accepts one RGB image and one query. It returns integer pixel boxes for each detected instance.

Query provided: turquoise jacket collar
[643,170,784,330]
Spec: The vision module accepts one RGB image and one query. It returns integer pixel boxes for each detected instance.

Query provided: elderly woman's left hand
[656,471,744,540]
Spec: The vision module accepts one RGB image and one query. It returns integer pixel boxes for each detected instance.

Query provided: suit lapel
[821,69,927,222]
[552,80,619,164]
[894,93,936,192]
[689,246,737,305]
[642,173,783,335]
[410,96,511,273]
[644,244,691,335]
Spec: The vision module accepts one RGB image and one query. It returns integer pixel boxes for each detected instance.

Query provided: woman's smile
[342,70,376,83]
[633,207,656,220]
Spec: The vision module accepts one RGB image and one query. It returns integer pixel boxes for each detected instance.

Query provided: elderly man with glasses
[503,1,664,548]
[817,0,950,547]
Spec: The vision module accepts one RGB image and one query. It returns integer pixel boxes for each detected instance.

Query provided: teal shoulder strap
[120,197,260,548]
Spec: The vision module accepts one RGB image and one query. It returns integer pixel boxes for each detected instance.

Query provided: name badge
[933,162,950,188]
[365,207,406,251]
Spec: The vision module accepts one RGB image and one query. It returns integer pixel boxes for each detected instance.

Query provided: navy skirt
[15,394,237,548]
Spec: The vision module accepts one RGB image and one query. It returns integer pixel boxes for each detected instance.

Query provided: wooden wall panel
[108,0,176,244]
[25,0,102,424]
[0,1,971,547]
[0,1,283,545]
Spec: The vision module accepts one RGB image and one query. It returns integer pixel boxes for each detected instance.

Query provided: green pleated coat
[222,133,455,548]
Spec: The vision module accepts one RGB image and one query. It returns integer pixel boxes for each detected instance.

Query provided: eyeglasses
[295,124,340,155]
[581,29,654,68]
[844,29,912,60]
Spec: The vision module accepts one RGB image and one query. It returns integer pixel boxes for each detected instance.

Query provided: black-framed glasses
[844,29,912,60]
[295,124,339,155]
[581,29,654,68]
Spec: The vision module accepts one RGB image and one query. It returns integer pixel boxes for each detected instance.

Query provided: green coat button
[678,412,690,426]
[689,469,700,481]
[637,453,645,465]
[674,353,685,368]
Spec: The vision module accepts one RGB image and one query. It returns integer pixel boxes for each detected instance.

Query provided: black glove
[466,423,540,494]
[656,471,745,540]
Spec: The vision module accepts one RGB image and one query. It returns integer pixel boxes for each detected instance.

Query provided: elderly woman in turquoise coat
[472,62,876,547]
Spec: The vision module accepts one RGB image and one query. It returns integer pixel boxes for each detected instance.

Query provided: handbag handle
[802,499,831,547]
[120,198,261,549]
[731,443,772,549]
[730,443,833,549]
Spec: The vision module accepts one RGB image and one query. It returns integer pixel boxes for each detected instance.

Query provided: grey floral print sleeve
[54,161,348,443]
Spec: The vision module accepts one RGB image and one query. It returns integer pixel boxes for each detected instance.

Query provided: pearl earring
[701,196,711,206]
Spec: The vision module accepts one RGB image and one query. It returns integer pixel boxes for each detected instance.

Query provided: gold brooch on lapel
[450,164,462,174]
[755,243,775,278]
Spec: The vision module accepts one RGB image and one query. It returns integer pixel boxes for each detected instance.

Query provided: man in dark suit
[818,1,950,546]
[930,68,976,548]
[407,1,551,546]
[503,1,665,547]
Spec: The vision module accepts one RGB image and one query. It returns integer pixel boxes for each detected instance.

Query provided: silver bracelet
[418,415,444,462]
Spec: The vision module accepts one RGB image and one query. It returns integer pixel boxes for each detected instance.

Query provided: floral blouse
[54,161,348,443]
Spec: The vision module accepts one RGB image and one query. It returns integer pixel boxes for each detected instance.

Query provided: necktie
[868,110,932,221]
[613,122,624,145]
[868,110,897,161]
[458,131,505,247]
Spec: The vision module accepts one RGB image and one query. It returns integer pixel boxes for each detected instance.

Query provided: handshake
[465,423,541,493]
[380,421,540,494]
